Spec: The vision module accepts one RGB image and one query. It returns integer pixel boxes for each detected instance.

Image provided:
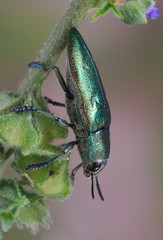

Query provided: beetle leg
[29,62,74,100]
[71,162,83,185]
[13,106,74,128]
[61,141,77,154]
[55,116,75,128]
[52,66,70,93]
[44,96,65,107]
[13,106,55,119]
[25,141,77,171]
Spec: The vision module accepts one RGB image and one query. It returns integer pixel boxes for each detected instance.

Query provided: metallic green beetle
[13,28,111,200]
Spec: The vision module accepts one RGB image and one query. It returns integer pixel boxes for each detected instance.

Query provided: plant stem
[19,0,102,94]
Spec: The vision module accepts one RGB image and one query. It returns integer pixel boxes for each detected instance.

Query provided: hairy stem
[19,0,102,94]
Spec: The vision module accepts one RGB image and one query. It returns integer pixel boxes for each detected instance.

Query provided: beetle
[13,28,111,200]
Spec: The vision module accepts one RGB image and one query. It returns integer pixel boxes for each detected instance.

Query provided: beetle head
[83,159,107,201]
[83,159,107,177]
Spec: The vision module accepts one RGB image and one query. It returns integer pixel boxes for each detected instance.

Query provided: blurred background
[0,1,163,239]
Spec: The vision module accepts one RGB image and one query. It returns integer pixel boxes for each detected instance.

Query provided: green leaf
[92,0,123,21]
[92,0,154,24]
[19,186,44,204]
[0,92,19,112]
[0,92,68,150]
[141,0,153,8]
[14,150,73,201]
[15,200,51,234]
[0,180,50,233]
[117,1,147,24]
[0,144,13,176]
[0,179,29,213]
[0,207,19,232]
[117,0,153,24]
[0,143,13,161]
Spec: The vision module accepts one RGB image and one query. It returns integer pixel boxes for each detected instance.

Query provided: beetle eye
[87,162,101,172]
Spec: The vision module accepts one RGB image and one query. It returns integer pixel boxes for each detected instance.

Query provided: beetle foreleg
[25,154,62,171]
[71,162,83,184]
[25,141,77,171]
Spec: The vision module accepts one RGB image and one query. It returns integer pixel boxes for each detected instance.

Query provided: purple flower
[146,7,160,19]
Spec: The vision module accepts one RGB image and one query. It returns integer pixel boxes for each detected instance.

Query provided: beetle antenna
[91,174,94,199]
[95,176,104,201]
